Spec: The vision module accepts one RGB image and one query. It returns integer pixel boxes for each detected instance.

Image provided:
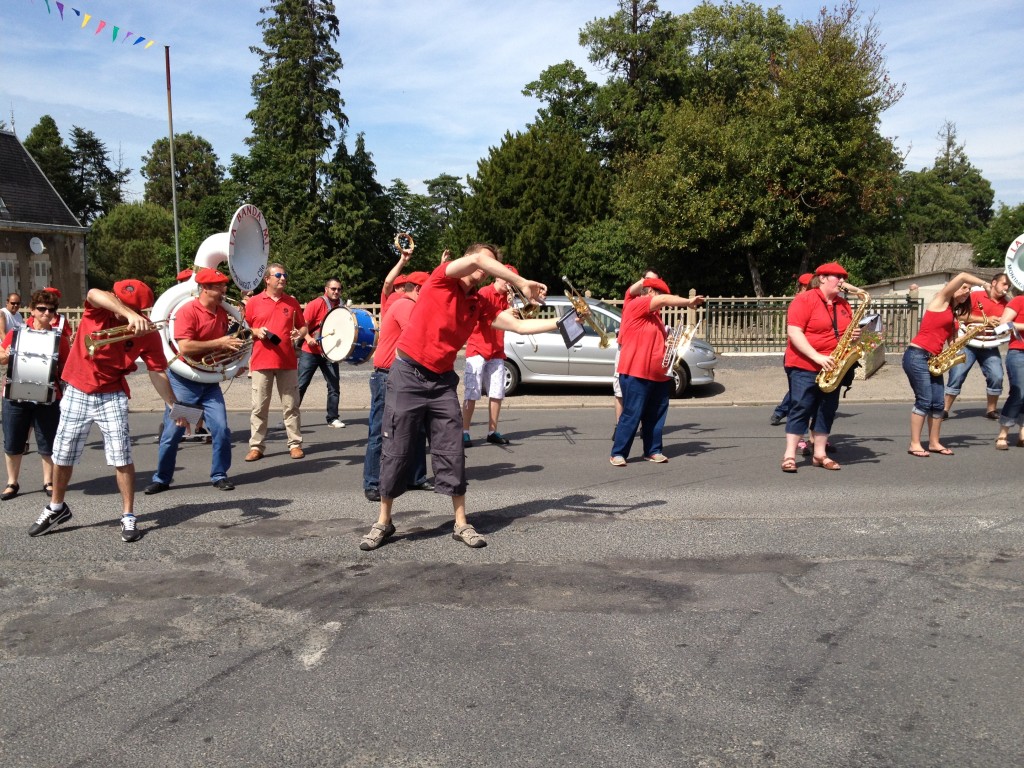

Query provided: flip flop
[907,449,930,458]
[929,447,954,456]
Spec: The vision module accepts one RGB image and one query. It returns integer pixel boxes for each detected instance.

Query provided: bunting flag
[32,0,160,49]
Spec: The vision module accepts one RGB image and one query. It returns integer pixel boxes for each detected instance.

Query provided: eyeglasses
[8,301,19,306]
[272,272,287,279]
[327,287,340,291]
[34,306,56,314]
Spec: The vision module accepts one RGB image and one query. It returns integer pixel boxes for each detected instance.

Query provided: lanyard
[817,292,839,340]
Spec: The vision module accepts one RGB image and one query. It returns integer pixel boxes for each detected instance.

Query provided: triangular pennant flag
[133,36,146,46]
[81,13,91,28]
[123,31,134,43]
[95,20,106,35]
[111,25,119,42]
[56,2,64,21]
[144,40,155,49]
[73,9,81,18]
[43,0,52,14]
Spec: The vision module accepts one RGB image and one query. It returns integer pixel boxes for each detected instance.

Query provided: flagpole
[165,45,181,274]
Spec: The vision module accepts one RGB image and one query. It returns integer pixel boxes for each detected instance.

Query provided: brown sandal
[781,457,798,473]
[812,456,841,470]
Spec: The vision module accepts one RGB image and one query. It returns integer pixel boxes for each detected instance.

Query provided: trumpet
[394,232,415,253]
[84,321,168,357]
[562,276,612,349]
[506,281,543,319]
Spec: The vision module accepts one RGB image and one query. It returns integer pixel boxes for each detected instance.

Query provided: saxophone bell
[562,276,613,349]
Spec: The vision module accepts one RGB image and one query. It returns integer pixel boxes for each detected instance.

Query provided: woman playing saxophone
[902,272,995,457]
[781,262,861,473]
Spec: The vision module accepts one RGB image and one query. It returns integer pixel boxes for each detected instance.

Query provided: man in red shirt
[243,262,307,461]
[362,271,431,501]
[359,244,559,551]
[145,268,246,495]
[28,280,182,542]
[943,272,1011,419]
[297,277,345,428]
[461,264,516,446]
[611,277,705,466]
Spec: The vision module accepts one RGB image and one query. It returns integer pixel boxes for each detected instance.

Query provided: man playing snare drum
[297,277,345,428]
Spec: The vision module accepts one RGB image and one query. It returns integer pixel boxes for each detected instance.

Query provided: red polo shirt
[784,289,855,371]
[373,294,416,369]
[464,284,509,360]
[244,291,303,371]
[616,295,670,382]
[175,298,230,344]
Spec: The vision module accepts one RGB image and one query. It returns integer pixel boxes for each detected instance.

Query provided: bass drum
[319,307,378,365]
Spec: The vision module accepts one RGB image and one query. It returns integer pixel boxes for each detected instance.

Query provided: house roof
[0,130,83,229]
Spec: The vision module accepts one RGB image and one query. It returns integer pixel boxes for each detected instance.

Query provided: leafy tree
[22,115,77,211]
[523,61,601,147]
[67,126,131,224]
[141,132,224,217]
[234,0,346,240]
[425,173,466,233]
[973,203,1024,268]
[87,203,174,290]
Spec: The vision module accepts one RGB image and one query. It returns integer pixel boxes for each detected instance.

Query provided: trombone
[506,282,543,319]
[562,276,613,349]
[84,321,168,357]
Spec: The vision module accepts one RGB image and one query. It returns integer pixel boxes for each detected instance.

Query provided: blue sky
[2,0,1022,212]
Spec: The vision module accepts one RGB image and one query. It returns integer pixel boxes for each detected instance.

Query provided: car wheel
[503,361,521,396]
[671,364,690,398]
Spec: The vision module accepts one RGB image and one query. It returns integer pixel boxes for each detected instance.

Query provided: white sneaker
[328,419,346,428]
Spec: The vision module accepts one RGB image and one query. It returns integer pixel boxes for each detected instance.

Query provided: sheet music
[169,403,203,424]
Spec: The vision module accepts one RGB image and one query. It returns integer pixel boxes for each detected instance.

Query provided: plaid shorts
[52,384,133,467]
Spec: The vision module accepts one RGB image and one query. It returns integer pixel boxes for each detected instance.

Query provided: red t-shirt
[244,291,303,371]
[380,288,402,318]
[464,284,509,359]
[3,325,72,400]
[616,295,670,382]
[398,263,501,374]
[301,295,340,354]
[784,289,855,371]
[970,288,1008,321]
[62,302,167,396]
[1004,295,1024,351]
[175,298,229,344]
[910,308,955,355]
[373,294,416,369]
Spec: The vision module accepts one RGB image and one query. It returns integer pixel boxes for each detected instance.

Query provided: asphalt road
[1,400,1021,767]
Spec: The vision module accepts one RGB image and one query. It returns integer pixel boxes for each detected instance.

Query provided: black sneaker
[195,426,212,444]
[770,414,784,426]
[407,481,434,491]
[942,410,950,420]
[213,478,235,491]
[144,481,169,495]
[120,515,142,543]
[486,432,510,445]
[364,488,381,502]
[28,503,72,537]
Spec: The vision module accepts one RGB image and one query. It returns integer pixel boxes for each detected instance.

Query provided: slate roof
[0,130,83,228]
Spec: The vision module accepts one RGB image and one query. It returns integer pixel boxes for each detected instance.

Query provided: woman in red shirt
[993,294,1024,449]
[902,272,994,457]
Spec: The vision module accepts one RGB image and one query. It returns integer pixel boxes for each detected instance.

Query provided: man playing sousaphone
[146,268,245,495]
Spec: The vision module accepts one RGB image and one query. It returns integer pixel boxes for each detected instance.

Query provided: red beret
[643,277,671,294]
[393,274,408,287]
[43,286,62,300]
[815,262,848,278]
[797,273,814,286]
[504,264,520,276]
[177,268,194,282]
[195,267,229,286]
[113,279,155,311]
[405,271,430,286]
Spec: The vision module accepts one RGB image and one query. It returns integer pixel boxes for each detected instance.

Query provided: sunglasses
[8,301,20,306]
[272,272,287,279]
[35,306,56,313]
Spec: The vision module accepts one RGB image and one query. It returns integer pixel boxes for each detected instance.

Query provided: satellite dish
[29,237,45,255]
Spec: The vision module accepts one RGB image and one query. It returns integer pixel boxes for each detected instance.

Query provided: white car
[502,296,718,396]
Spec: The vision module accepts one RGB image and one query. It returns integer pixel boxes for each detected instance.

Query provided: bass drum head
[1004,230,1024,291]
[320,307,357,363]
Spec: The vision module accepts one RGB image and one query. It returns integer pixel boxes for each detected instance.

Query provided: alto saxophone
[816,284,871,393]
[928,320,993,376]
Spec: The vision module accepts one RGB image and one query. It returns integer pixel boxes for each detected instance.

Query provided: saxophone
[816,284,870,393]
[928,320,993,376]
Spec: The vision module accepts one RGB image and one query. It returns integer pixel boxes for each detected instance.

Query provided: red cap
[815,262,848,278]
[177,268,194,282]
[797,273,814,287]
[643,277,671,294]
[195,267,229,286]
[504,264,520,276]
[113,279,155,311]
[43,286,62,300]
[405,271,430,286]
[393,274,408,287]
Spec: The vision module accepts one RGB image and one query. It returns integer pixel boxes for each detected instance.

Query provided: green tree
[973,203,1024,268]
[67,126,131,224]
[87,203,174,290]
[22,115,77,213]
[141,132,224,217]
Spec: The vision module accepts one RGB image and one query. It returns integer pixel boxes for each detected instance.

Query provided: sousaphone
[150,205,269,382]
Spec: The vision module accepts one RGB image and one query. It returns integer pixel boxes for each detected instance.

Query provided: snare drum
[319,307,378,365]
[5,327,60,404]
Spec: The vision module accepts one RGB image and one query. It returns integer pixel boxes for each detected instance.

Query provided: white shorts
[612,348,622,398]
[464,355,506,401]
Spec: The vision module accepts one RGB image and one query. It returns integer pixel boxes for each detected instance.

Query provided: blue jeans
[772,390,792,420]
[902,346,944,418]
[297,349,340,422]
[944,345,1003,396]
[999,349,1024,428]
[784,367,841,436]
[363,369,427,492]
[152,373,232,485]
[611,375,670,458]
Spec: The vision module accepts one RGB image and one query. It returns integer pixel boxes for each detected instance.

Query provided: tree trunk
[746,252,764,298]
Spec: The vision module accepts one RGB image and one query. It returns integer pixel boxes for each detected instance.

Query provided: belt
[374,366,391,373]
